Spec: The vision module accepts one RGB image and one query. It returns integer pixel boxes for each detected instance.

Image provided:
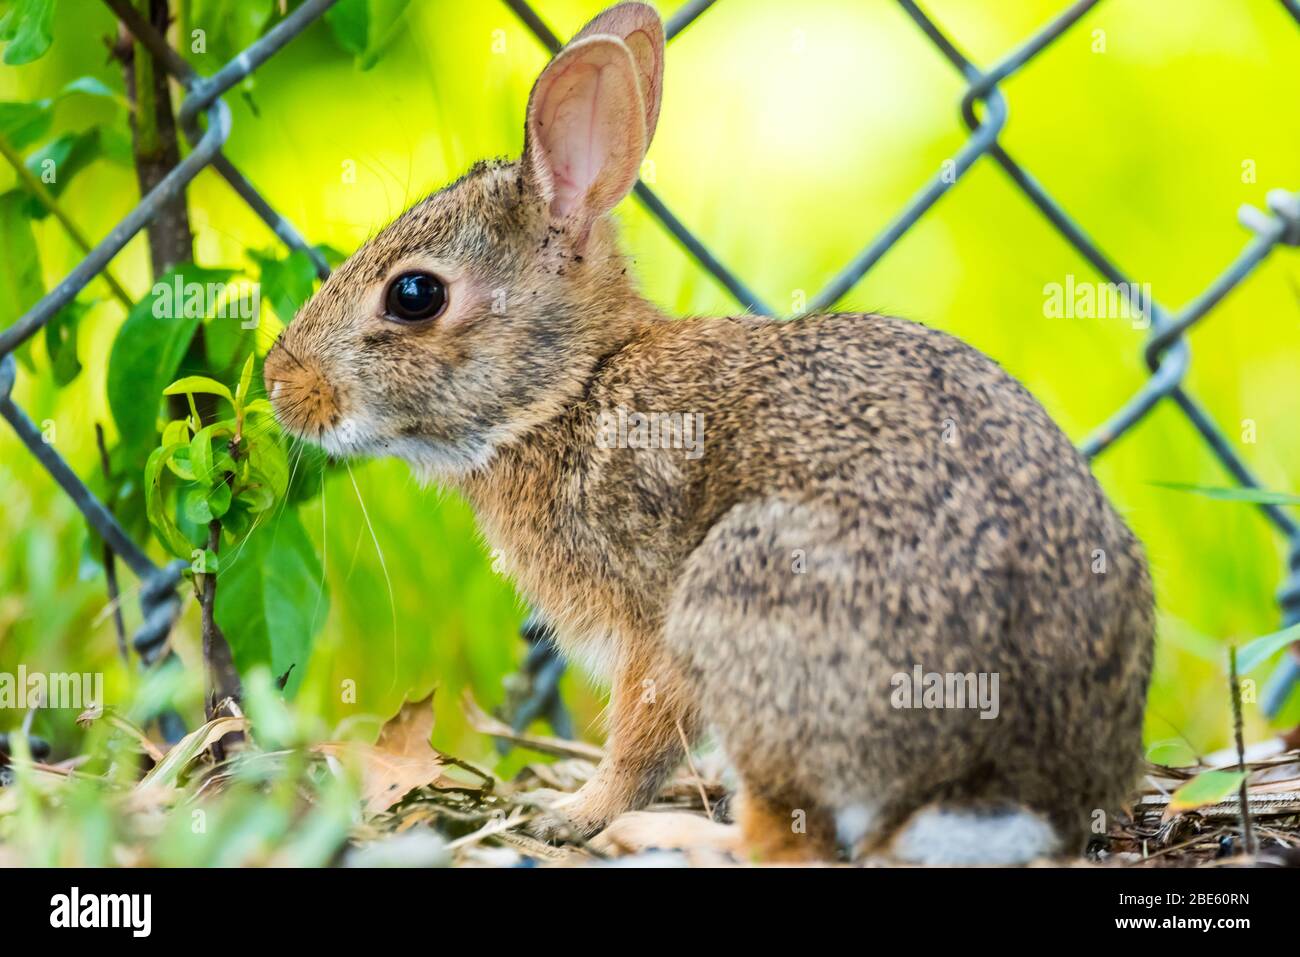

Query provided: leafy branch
[145,354,286,718]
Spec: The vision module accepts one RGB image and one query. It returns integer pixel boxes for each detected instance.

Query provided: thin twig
[95,423,130,662]
[444,806,532,852]
[462,691,604,762]
[1229,645,1256,854]
[1125,827,1228,866]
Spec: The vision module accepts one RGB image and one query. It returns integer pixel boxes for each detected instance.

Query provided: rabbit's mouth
[313,415,373,459]
[289,411,397,462]
[312,414,502,481]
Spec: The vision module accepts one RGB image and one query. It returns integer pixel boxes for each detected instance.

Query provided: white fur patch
[834,802,881,851]
[313,414,500,479]
[890,805,1061,866]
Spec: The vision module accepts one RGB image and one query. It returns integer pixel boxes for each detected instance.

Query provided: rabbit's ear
[573,2,664,144]
[525,35,647,229]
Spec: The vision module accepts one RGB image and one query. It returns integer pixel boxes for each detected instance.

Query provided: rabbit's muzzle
[263,340,343,441]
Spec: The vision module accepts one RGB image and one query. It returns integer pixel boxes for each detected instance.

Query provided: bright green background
[2,0,1299,770]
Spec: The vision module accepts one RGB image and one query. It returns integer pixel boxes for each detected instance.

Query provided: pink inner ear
[540,61,606,216]
[533,47,640,220]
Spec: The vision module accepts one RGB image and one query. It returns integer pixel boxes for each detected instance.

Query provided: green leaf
[221,499,252,539]
[0,79,116,152]
[1149,481,1300,506]
[235,351,255,409]
[189,424,217,486]
[241,666,298,750]
[43,297,87,385]
[1145,739,1197,767]
[144,443,195,558]
[188,0,274,66]
[0,190,42,370]
[324,0,366,58]
[251,246,319,326]
[161,417,191,448]
[236,484,275,514]
[184,490,213,525]
[0,0,55,65]
[165,445,195,481]
[0,98,51,149]
[20,127,102,218]
[59,75,119,101]
[164,375,234,405]
[206,480,232,519]
[176,484,211,545]
[1236,622,1300,675]
[286,440,329,504]
[215,509,325,698]
[1168,770,1246,813]
[202,311,252,374]
[324,0,410,70]
[247,433,289,500]
[107,265,235,466]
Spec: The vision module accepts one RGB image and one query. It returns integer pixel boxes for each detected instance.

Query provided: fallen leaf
[138,715,248,791]
[316,694,447,815]
[1166,769,1246,816]
[377,692,436,755]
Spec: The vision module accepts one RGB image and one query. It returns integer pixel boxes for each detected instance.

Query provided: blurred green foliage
[1,0,1299,780]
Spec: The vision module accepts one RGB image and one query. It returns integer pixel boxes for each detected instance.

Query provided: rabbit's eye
[385,271,447,322]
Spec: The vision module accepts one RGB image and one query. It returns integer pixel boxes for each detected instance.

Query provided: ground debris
[8,696,1299,867]
[1104,746,1300,867]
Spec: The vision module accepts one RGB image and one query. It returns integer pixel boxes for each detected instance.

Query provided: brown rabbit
[265,2,1153,863]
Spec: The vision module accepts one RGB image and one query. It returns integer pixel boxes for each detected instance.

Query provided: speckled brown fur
[266,3,1153,861]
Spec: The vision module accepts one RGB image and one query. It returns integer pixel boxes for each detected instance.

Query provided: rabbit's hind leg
[664,496,915,862]
[731,788,841,863]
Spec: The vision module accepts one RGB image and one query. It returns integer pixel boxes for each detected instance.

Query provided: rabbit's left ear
[573,2,665,144]
[525,35,647,230]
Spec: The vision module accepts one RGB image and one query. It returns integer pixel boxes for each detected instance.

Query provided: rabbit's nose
[264,341,342,439]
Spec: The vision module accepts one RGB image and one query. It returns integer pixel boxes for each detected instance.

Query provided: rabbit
[264,2,1154,863]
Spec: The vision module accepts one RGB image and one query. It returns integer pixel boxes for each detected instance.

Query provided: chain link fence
[2,0,1298,727]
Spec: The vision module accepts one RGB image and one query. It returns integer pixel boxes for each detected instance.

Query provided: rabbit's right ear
[573,2,665,143]
[524,35,647,237]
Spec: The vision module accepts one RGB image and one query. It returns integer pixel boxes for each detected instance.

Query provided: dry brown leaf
[137,715,247,791]
[1251,761,1300,791]
[317,694,447,815]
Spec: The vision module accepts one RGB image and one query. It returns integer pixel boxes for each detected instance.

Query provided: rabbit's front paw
[515,787,608,843]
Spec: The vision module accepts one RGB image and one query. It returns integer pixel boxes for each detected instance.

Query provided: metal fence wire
[2,0,1299,725]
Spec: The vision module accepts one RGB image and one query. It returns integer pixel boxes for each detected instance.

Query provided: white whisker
[347,460,399,694]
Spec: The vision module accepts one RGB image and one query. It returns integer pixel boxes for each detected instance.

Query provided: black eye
[385,271,446,322]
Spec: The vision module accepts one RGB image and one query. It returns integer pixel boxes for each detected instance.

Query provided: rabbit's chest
[469,478,681,661]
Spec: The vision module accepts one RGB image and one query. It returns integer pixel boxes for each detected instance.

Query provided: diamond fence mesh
[2,0,1298,724]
